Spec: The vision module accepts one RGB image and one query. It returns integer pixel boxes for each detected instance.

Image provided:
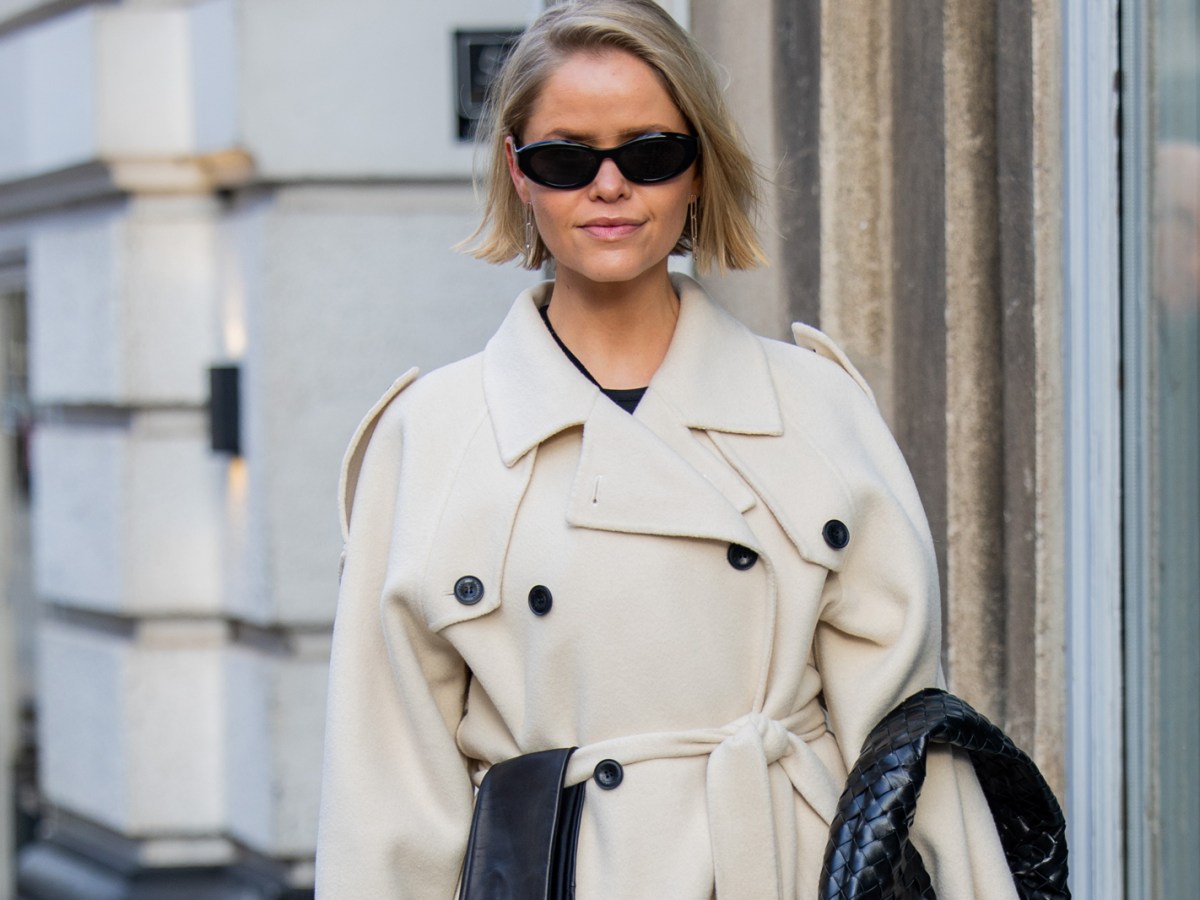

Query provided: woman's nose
[590,158,631,199]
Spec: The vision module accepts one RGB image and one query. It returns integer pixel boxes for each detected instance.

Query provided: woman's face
[506,49,699,293]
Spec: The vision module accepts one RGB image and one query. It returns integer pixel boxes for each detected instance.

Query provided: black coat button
[727,543,758,570]
[528,585,553,616]
[594,759,624,790]
[454,575,484,605]
[822,519,850,550]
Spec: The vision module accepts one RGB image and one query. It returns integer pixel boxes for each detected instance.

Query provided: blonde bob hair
[463,0,765,273]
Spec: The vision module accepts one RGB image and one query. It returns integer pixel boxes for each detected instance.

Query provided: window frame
[1062,1,1125,897]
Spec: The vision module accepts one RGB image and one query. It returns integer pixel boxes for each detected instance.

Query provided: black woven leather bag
[820,688,1069,899]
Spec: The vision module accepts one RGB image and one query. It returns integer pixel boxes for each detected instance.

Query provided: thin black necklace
[538,303,604,388]
[538,304,649,413]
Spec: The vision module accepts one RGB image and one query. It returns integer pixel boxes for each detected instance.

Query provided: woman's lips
[581,218,642,240]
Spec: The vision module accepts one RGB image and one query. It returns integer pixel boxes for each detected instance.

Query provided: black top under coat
[538,304,648,414]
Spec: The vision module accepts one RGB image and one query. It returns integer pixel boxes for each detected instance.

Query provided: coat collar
[483,273,783,466]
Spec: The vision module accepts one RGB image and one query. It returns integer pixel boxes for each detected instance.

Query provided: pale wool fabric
[315,274,1019,899]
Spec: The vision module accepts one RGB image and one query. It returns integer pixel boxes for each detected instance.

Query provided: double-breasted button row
[454,577,557,617]
[458,524,848,612]
[457,526,846,608]
[823,519,850,550]
[453,575,484,605]
[594,759,624,790]
[528,585,553,616]
[726,521,847,570]
[727,544,758,570]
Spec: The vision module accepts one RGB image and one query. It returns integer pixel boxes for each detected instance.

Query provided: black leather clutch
[459,748,585,900]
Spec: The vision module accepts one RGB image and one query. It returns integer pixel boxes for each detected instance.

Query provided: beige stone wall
[1029,0,1066,796]
[818,0,895,419]
[692,0,1066,797]
[691,0,790,339]
[942,0,1007,738]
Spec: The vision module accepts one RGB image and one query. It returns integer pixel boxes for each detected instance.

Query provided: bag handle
[820,688,1070,899]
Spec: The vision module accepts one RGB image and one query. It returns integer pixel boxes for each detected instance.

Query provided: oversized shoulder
[750,322,879,424]
[783,322,877,408]
[754,322,911,490]
[757,322,929,531]
[337,354,487,541]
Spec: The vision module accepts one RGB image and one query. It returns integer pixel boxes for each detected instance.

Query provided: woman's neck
[546,267,680,390]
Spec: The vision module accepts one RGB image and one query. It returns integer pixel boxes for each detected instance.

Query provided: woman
[316,1,1018,897]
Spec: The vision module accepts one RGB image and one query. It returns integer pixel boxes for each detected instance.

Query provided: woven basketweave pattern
[819,688,1069,900]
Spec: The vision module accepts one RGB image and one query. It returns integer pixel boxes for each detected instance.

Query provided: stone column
[692,0,794,338]
[23,193,234,896]
[696,0,1067,794]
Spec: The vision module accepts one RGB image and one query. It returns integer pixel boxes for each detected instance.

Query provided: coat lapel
[483,281,598,467]
[634,387,758,515]
[481,274,791,551]
[709,428,852,572]
[566,394,759,548]
[648,274,783,438]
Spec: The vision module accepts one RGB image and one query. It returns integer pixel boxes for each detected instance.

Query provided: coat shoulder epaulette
[790,322,877,408]
[339,368,419,543]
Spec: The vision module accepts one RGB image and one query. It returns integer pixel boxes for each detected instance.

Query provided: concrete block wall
[226,186,531,628]
[0,1,54,25]
[27,183,229,877]
[28,197,218,405]
[4,0,539,893]
[29,197,222,618]
[215,188,532,869]
[32,416,223,615]
[224,640,329,860]
[38,620,226,838]
[0,5,200,181]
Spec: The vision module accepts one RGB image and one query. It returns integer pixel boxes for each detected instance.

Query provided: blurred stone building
[0,0,1195,898]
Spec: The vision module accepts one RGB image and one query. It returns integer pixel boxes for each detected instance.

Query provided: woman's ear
[505,136,532,205]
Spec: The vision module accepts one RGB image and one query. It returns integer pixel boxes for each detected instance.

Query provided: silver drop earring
[524,204,534,265]
[689,198,699,251]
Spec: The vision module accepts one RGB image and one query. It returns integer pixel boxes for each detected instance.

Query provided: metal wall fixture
[209,364,241,455]
[454,28,523,141]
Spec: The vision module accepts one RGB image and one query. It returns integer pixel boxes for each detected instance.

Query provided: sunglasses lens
[523,145,597,189]
[618,136,694,182]
[517,134,697,188]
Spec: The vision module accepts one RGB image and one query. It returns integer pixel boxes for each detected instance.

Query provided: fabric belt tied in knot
[739,711,793,763]
[562,707,843,900]
[708,713,814,900]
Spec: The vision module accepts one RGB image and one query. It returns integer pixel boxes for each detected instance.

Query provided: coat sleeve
[315,375,475,900]
[810,373,1019,900]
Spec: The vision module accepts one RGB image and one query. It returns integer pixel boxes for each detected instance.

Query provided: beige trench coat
[315,274,1018,899]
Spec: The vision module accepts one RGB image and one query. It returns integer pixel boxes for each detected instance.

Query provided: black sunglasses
[514,132,698,189]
